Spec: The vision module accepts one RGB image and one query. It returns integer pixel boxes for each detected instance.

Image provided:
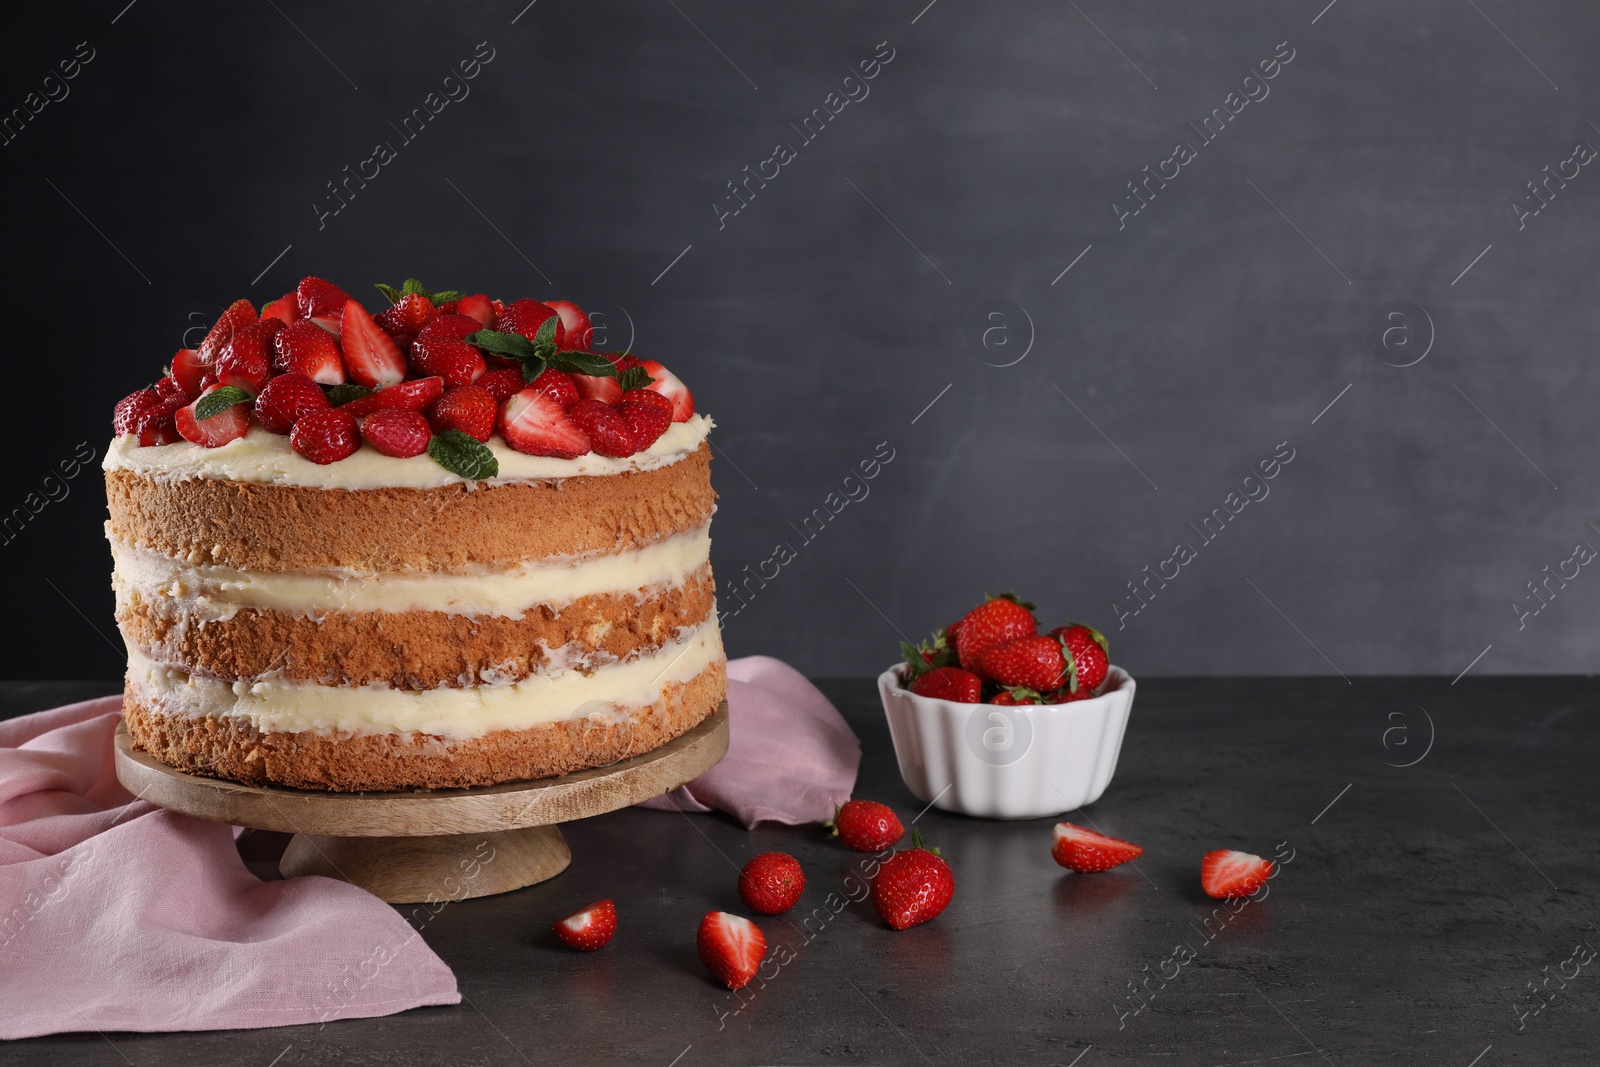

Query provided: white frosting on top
[109,524,712,619]
[125,621,724,739]
[103,414,713,489]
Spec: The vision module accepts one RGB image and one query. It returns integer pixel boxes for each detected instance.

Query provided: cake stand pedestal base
[112,703,728,904]
[279,825,572,904]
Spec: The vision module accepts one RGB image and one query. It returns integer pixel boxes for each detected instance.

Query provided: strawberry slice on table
[340,376,445,418]
[1051,823,1145,873]
[909,665,983,703]
[544,300,593,351]
[825,799,903,852]
[254,373,330,434]
[696,911,766,990]
[501,388,591,457]
[174,385,251,448]
[359,408,432,458]
[296,276,354,319]
[339,300,407,388]
[566,398,637,457]
[638,360,694,421]
[1200,850,1274,899]
[454,293,496,328]
[197,298,257,364]
[955,594,1038,674]
[738,852,806,916]
[552,899,617,951]
[273,320,346,385]
[215,320,281,394]
[872,830,955,931]
[290,408,360,464]
[427,385,498,442]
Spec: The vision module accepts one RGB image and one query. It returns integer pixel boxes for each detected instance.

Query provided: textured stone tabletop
[3,676,1595,1066]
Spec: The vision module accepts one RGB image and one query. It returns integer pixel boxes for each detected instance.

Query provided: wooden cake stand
[112,703,729,903]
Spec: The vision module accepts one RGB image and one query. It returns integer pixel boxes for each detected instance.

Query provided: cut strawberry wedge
[171,348,207,400]
[309,313,343,338]
[501,388,591,458]
[545,300,593,351]
[696,911,766,991]
[570,373,623,405]
[175,386,251,448]
[1051,822,1144,873]
[339,300,407,388]
[455,293,496,328]
[340,376,445,418]
[259,291,301,325]
[639,360,694,421]
[551,899,618,952]
[1200,849,1274,899]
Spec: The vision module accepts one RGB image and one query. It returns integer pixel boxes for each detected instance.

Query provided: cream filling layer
[125,620,724,739]
[109,524,712,619]
[103,414,713,489]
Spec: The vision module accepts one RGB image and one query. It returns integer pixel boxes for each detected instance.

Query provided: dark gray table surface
[2,677,1596,1066]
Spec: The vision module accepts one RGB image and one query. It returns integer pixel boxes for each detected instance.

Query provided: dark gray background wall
[4,0,1598,681]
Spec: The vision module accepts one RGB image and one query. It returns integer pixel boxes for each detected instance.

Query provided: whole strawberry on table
[900,593,1111,705]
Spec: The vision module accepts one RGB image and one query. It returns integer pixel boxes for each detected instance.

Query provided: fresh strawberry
[455,293,496,328]
[174,386,250,448]
[215,320,282,394]
[946,618,965,647]
[567,398,637,457]
[544,300,593,351]
[989,688,1043,705]
[981,635,1069,692]
[340,377,445,418]
[339,300,406,388]
[955,594,1038,673]
[197,298,257,364]
[551,899,617,951]
[475,367,525,404]
[501,389,591,457]
[290,408,360,464]
[495,298,560,344]
[639,360,694,422]
[411,314,486,386]
[609,352,646,375]
[254,373,330,434]
[570,373,622,405]
[170,348,207,399]
[900,629,958,685]
[114,388,162,437]
[872,830,954,931]
[427,385,497,442]
[153,376,188,402]
[825,800,904,852]
[1051,823,1144,873]
[617,388,672,451]
[132,395,184,446]
[308,313,343,337]
[530,369,580,410]
[1044,688,1092,704]
[1048,624,1110,695]
[296,276,354,319]
[738,852,806,916]
[360,408,432,458]
[271,321,343,385]
[696,912,766,991]
[259,292,300,325]
[1201,850,1274,900]
[376,292,438,340]
[909,665,983,703]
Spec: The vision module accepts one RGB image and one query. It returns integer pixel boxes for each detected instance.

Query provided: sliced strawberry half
[501,388,591,458]
[175,386,251,448]
[197,298,257,364]
[273,320,346,385]
[1051,823,1144,873]
[339,300,406,388]
[1200,849,1274,899]
[570,373,622,405]
[455,293,496,328]
[340,376,445,418]
[639,360,694,421]
[552,899,618,951]
[259,292,301,325]
[696,911,766,991]
[545,300,593,351]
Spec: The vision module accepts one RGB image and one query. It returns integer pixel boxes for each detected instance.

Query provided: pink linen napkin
[639,655,861,826]
[0,696,459,1041]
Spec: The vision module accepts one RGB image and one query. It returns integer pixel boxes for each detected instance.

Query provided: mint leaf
[521,357,549,382]
[615,365,654,392]
[374,283,404,306]
[194,386,252,420]
[377,279,463,308]
[533,315,560,347]
[466,329,539,362]
[427,429,499,480]
[429,290,462,305]
[547,350,617,377]
[401,277,425,297]
[326,383,373,406]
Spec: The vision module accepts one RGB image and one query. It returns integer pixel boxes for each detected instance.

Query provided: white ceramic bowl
[877,664,1136,820]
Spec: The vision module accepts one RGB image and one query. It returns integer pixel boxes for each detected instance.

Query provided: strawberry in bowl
[879,594,1136,819]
